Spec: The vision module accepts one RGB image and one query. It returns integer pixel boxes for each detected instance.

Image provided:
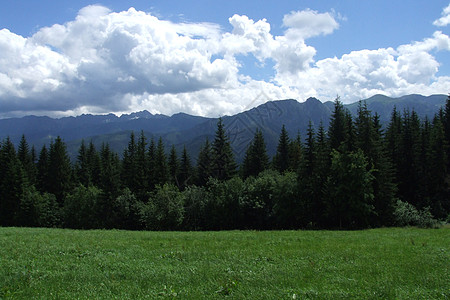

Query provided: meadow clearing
[0,227,448,299]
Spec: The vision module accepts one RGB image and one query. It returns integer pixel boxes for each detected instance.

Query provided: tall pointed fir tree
[75,140,90,187]
[168,145,179,186]
[0,137,27,226]
[242,129,269,179]
[355,102,396,226]
[48,136,72,205]
[17,134,36,185]
[179,146,193,189]
[328,96,348,151]
[37,145,50,193]
[196,138,213,186]
[147,137,156,190]
[154,137,168,186]
[273,125,290,173]
[289,132,303,172]
[211,118,237,180]
[121,132,138,192]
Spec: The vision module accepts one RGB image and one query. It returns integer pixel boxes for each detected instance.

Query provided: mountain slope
[0,94,447,162]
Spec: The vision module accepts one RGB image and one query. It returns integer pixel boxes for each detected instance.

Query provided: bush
[63,185,101,229]
[393,200,439,228]
[141,184,184,230]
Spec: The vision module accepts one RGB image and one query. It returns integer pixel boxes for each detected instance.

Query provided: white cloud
[433,4,450,27]
[0,5,449,118]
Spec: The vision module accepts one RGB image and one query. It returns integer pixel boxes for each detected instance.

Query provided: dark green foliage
[141,184,184,230]
[63,185,102,229]
[242,129,269,178]
[325,149,375,229]
[0,98,449,230]
[0,137,27,226]
[168,145,179,185]
[196,138,213,186]
[211,118,237,180]
[47,137,72,204]
[178,146,193,190]
[272,125,290,173]
[154,137,168,186]
[328,96,348,151]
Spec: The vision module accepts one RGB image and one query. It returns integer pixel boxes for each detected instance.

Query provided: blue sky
[0,0,449,118]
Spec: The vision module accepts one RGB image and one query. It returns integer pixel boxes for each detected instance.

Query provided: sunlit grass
[0,227,448,299]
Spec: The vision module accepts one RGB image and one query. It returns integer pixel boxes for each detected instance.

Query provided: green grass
[0,227,448,299]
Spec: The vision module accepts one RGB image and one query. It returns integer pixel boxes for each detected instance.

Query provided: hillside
[0,94,447,161]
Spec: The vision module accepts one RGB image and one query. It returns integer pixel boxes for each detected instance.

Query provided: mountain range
[0,94,447,162]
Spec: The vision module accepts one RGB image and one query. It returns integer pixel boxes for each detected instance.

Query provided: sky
[0,1,450,118]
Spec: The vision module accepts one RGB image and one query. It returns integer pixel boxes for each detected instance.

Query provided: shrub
[393,200,439,228]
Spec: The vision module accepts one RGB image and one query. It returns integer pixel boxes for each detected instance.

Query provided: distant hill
[0,94,447,162]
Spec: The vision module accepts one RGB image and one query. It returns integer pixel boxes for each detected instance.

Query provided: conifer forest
[1,97,449,230]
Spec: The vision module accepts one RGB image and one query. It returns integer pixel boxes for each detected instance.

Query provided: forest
[0,97,449,230]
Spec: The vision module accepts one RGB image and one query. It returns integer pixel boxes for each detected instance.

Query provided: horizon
[1,1,450,118]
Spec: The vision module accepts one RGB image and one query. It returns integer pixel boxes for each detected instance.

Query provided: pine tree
[168,145,179,186]
[197,138,213,186]
[75,140,90,186]
[48,137,72,204]
[37,145,50,193]
[121,132,137,191]
[0,137,27,226]
[211,118,237,180]
[154,137,168,186]
[242,129,269,178]
[289,132,302,172]
[147,137,156,190]
[17,134,36,185]
[179,146,193,189]
[328,96,348,151]
[273,125,290,173]
[325,149,374,229]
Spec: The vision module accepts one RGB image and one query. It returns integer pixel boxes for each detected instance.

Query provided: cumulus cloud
[433,4,450,27]
[0,5,449,118]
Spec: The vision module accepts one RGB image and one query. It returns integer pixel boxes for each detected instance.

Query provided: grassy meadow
[0,227,449,299]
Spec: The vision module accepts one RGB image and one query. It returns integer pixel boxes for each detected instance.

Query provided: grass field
[0,227,449,299]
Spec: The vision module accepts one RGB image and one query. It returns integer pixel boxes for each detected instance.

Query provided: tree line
[1,97,449,230]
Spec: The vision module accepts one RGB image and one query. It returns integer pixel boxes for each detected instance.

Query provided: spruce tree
[48,137,72,204]
[197,138,213,186]
[289,132,302,172]
[0,137,27,226]
[179,146,193,189]
[168,145,179,186]
[273,125,290,173]
[328,96,348,151]
[17,134,36,185]
[154,137,168,186]
[211,118,237,180]
[242,129,269,178]
[37,145,50,193]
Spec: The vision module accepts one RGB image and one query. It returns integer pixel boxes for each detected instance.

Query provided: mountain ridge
[0,94,447,161]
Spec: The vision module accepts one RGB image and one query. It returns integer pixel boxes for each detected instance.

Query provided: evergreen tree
[289,132,302,172]
[47,137,72,204]
[121,132,138,191]
[75,140,90,186]
[211,118,237,180]
[36,145,50,193]
[147,137,156,190]
[0,137,27,226]
[273,125,290,173]
[154,137,168,186]
[242,129,269,178]
[325,149,374,229]
[179,146,193,190]
[328,96,348,151]
[197,138,213,186]
[17,134,36,185]
[168,145,179,186]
